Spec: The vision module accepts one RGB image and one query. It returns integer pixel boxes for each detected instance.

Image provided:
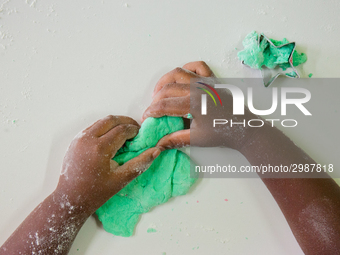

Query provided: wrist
[219,112,263,151]
[237,117,272,154]
[53,187,94,218]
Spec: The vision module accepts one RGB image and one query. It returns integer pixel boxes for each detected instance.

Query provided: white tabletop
[1,0,339,254]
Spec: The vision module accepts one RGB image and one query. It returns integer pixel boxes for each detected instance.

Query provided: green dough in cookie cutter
[184,113,193,119]
[237,31,307,87]
[96,116,197,237]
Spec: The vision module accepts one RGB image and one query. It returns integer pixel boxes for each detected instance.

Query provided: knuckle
[173,67,183,73]
[197,60,207,66]
[115,124,127,133]
[159,83,175,94]
[196,61,212,72]
[117,124,137,136]
[104,115,117,125]
[163,82,173,89]
[106,115,115,121]
[198,61,210,70]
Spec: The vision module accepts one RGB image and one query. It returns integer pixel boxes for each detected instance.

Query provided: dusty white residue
[27,231,44,254]
[215,237,229,244]
[21,86,32,99]
[320,23,335,33]
[48,4,55,13]
[58,194,75,211]
[60,161,73,180]
[57,103,89,181]
[35,232,40,246]
[0,0,14,50]
[299,197,337,247]
[24,194,81,254]
[19,145,29,152]
[50,217,79,254]
[203,227,215,232]
[25,0,37,8]
[148,223,157,229]
[0,0,12,15]
[257,9,267,15]
[60,162,68,179]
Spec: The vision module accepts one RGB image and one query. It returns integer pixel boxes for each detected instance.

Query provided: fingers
[182,61,215,77]
[143,83,190,122]
[142,95,190,122]
[100,124,139,157]
[87,115,139,137]
[156,129,190,150]
[152,67,198,97]
[152,61,213,97]
[152,83,190,104]
[111,147,161,186]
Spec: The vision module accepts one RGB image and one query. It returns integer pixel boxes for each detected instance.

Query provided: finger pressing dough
[96,116,197,237]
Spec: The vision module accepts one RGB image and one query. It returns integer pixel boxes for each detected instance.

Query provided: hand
[56,115,161,216]
[142,61,257,151]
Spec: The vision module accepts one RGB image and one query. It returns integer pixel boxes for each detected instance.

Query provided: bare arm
[240,122,340,254]
[1,115,160,255]
[143,61,340,254]
[1,191,89,255]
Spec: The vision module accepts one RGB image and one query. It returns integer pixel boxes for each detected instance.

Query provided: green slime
[96,116,197,237]
[237,31,307,71]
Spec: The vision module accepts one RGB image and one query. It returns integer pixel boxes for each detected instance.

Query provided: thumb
[111,147,161,187]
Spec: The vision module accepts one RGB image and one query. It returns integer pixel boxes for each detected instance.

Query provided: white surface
[0,0,339,254]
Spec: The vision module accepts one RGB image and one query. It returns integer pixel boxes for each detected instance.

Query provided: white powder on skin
[299,197,338,248]
[60,162,71,180]
[23,194,82,254]
[60,129,87,180]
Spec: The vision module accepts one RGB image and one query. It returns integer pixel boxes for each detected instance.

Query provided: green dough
[285,71,298,77]
[147,228,157,233]
[237,31,307,70]
[96,116,197,237]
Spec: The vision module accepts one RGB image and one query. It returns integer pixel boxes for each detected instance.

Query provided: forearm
[240,122,340,254]
[1,115,159,255]
[0,190,90,255]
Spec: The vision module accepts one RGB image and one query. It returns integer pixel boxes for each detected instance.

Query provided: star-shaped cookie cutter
[242,33,300,87]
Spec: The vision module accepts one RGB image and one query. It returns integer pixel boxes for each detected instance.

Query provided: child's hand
[56,115,160,216]
[142,61,257,151]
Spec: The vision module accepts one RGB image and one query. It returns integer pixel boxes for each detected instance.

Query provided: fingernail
[128,124,139,134]
[152,148,161,159]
